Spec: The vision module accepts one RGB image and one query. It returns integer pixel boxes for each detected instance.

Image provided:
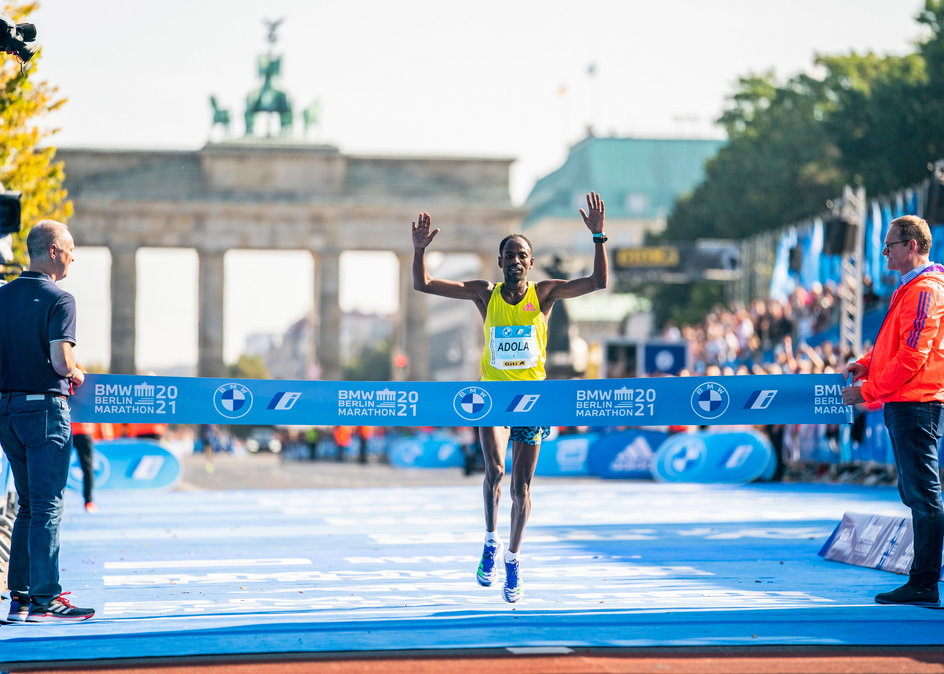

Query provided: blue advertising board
[533,432,598,476]
[67,440,182,491]
[386,431,596,477]
[387,434,463,469]
[642,342,688,376]
[652,430,774,483]
[587,429,670,479]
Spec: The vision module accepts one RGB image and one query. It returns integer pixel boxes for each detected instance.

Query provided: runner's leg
[508,440,540,553]
[479,426,510,532]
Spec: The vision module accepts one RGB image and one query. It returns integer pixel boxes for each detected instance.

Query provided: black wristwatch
[593,232,608,244]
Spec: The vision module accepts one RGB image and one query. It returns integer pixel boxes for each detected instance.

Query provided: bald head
[26,220,71,261]
[26,220,75,281]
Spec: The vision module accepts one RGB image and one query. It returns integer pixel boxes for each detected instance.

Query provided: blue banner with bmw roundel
[651,430,775,483]
[67,440,182,491]
[70,373,851,427]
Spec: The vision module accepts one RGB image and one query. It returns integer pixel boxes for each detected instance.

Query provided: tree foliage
[662,1,944,243]
[666,72,844,241]
[649,1,944,326]
[0,1,71,273]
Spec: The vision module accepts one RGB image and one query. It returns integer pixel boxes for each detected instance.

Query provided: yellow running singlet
[480,282,547,382]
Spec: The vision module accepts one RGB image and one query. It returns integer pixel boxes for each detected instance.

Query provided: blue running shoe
[476,540,503,586]
[2,594,29,624]
[503,558,523,603]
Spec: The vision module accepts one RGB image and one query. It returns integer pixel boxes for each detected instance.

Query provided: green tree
[663,70,843,242]
[819,51,927,195]
[651,71,844,325]
[664,0,944,245]
[652,1,944,326]
[0,1,71,275]
[227,353,270,379]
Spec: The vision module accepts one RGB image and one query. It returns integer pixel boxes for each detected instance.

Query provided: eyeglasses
[882,240,911,253]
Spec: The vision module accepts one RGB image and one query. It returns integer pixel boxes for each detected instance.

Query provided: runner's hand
[412,212,440,250]
[579,192,605,233]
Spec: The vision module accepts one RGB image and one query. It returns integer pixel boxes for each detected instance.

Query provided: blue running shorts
[509,425,551,445]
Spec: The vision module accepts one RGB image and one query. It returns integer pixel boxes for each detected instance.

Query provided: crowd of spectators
[659,280,901,484]
[664,281,849,376]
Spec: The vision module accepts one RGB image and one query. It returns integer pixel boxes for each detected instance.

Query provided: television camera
[0,15,36,62]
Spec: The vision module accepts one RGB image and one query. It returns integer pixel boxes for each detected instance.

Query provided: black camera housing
[0,191,22,237]
[0,15,36,62]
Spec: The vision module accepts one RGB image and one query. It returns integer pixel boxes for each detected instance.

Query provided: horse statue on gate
[244,18,294,136]
[209,95,231,137]
[302,99,321,137]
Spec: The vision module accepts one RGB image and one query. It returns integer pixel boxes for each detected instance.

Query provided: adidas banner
[70,373,850,427]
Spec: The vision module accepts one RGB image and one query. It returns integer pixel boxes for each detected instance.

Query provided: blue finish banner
[70,373,851,427]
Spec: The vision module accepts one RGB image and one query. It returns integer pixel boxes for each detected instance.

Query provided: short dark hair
[890,215,932,255]
[498,233,533,257]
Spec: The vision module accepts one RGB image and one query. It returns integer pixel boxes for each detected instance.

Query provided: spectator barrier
[586,429,669,479]
[65,440,182,491]
[0,446,13,568]
[652,430,775,483]
[387,426,776,483]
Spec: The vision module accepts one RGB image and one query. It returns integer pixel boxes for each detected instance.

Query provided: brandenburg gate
[58,141,522,380]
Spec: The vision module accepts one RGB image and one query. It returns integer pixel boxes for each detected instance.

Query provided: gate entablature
[57,145,522,379]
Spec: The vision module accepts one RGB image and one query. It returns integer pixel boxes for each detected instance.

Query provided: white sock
[485,531,499,546]
[505,550,519,563]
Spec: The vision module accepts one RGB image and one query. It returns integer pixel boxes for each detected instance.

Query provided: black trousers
[884,401,944,588]
[72,432,95,504]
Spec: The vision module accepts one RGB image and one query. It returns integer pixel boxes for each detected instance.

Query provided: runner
[411,192,608,602]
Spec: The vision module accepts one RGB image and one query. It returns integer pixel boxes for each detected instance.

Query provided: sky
[25,0,928,371]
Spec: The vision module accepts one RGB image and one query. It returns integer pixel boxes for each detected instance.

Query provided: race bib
[489,325,539,370]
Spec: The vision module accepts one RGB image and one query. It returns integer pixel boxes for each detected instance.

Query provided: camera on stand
[0,190,21,237]
[0,190,21,270]
[0,15,36,62]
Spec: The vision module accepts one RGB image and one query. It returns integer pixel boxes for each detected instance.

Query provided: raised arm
[411,212,492,308]
[541,192,608,305]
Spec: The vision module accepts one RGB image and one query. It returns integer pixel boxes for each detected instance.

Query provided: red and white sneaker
[25,593,95,622]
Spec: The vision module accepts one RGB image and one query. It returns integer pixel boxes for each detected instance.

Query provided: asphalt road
[178,451,483,490]
[178,450,604,491]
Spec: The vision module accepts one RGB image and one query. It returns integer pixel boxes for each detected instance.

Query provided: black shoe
[25,593,95,622]
[874,583,940,607]
[1,594,29,624]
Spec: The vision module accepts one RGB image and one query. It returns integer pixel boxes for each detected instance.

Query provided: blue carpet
[1,482,941,664]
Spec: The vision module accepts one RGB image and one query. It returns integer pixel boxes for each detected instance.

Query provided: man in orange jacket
[842,215,944,608]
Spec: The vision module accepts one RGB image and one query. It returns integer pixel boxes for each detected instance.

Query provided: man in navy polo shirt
[0,220,94,623]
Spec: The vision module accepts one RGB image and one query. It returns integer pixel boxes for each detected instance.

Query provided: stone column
[397,251,428,381]
[109,244,138,375]
[197,250,226,378]
[309,250,320,378]
[316,248,342,380]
